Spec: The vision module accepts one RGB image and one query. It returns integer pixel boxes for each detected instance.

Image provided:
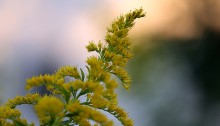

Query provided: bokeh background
[1,1,220,126]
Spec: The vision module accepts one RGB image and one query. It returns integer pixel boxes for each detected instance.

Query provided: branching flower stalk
[0,8,145,126]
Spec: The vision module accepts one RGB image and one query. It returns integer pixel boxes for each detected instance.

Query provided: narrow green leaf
[80,68,85,81]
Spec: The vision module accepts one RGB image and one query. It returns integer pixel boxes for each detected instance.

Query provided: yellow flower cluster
[0,106,30,126]
[0,94,39,125]
[0,106,20,118]
[25,74,56,90]
[34,96,64,124]
[87,8,145,89]
[0,8,145,126]
[67,100,113,126]
[5,93,40,108]
[55,66,81,79]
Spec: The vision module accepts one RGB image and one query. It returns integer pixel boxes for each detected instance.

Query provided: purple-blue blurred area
[0,0,110,99]
[0,0,220,126]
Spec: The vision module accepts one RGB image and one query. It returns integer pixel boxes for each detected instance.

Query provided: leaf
[80,68,85,81]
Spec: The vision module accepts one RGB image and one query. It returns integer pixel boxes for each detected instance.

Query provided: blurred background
[0,0,220,126]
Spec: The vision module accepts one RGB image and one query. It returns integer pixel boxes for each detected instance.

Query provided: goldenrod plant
[0,8,145,126]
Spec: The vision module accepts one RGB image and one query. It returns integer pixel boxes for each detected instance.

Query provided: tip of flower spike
[122,83,130,90]
[86,41,99,52]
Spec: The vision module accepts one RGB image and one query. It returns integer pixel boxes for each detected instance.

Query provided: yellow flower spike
[98,40,103,51]
[0,106,31,125]
[66,100,81,113]
[70,79,84,90]
[62,83,71,91]
[34,96,64,121]
[0,106,21,118]
[121,49,134,59]
[54,78,65,87]
[0,8,145,126]
[26,74,56,90]
[103,90,118,103]
[104,50,115,61]
[26,75,44,90]
[67,100,113,126]
[86,41,99,52]
[90,94,110,109]
[104,79,118,90]
[102,72,111,82]
[5,93,40,109]
[112,67,131,89]
[82,106,113,126]
[87,57,102,72]
[107,105,133,126]
[120,117,133,126]
[55,65,81,79]
[43,74,56,83]
[112,54,127,67]
[83,81,104,95]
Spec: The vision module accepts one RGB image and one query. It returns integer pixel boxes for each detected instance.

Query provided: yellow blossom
[67,101,113,126]
[5,93,40,108]
[90,94,110,109]
[0,106,20,118]
[26,74,56,90]
[112,67,131,89]
[34,96,64,120]
[69,79,84,91]
[86,41,99,52]
[55,65,81,79]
